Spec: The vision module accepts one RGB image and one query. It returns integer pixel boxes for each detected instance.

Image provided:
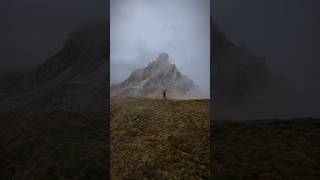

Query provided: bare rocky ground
[212,118,320,179]
[111,97,210,179]
[0,111,108,180]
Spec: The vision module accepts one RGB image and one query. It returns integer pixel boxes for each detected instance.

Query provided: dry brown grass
[111,97,210,179]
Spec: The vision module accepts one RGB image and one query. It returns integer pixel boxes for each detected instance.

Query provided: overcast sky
[110,0,210,95]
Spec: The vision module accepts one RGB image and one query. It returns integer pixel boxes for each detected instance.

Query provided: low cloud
[111,0,210,96]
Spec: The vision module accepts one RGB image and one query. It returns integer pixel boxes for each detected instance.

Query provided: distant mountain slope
[211,20,289,119]
[211,21,283,101]
[111,53,204,99]
[0,19,283,114]
[0,21,109,112]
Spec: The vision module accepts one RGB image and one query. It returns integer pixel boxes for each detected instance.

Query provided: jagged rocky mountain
[211,20,288,119]
[111,53,203,99]
[211,21,285,100]
[0,19,282,115]
[211,21,283,101]
[0,21,109,112]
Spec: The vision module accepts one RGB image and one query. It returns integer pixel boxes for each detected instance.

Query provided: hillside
[111,97,210,179]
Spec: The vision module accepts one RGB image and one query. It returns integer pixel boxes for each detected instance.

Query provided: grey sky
[110,0,210,95]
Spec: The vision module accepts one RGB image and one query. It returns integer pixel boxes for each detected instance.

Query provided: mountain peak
[111,53,198,99]
[156,53,170,64]
[146,53,175,75]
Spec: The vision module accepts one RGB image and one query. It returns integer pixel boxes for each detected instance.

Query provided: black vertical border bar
[107,0,111,179]
[210,0,214,179]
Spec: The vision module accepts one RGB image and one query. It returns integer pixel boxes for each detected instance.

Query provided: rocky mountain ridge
[212,21,283,101]
[0,21,109,112]
[111,53,200,99]
[0,19,283,115]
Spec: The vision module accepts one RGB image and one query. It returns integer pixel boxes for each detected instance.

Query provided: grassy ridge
[111,97,210,179]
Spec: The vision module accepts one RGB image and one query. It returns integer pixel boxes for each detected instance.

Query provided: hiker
[162,89,167,100]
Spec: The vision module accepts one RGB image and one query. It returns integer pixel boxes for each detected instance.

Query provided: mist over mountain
[0,16,316,118]
[212,19,320,119]
[0,21,109,112]
[212,1,320,119]
[212,21,291,119]
[110,0,210,96]
[111,53,207,99]
[212,22,284,100]
[0,0,108,76]
[0,19,289,118]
